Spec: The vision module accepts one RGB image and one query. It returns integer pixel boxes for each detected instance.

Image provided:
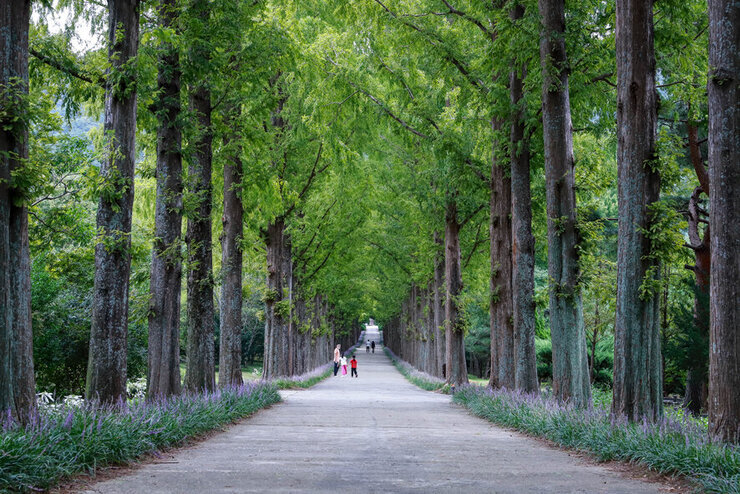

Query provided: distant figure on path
[341,355,348,376]
[371,341,375,353]
[334,344,341,376]
[366,341,370,353]
[350,356,358,377]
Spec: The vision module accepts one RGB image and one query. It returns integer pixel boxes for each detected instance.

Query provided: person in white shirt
[333,344,341,376]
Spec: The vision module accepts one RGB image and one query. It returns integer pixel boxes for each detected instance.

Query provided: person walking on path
[366,341,370,353]
[350,356,358,377]
[371,341,375,353]
[333,344,341,376]
[340,355,348,376]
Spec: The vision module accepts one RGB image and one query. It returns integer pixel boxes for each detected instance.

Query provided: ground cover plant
[384,348,445,392]
[274,364,332,389]
[453,385,740,493]
[0,383,280,493]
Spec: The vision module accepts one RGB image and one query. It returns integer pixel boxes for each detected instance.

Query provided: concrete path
[81,345,669,493]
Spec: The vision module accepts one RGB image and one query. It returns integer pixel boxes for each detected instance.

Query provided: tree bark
[1,0,35,420]
[263,218,290,378]
[538,0,590,406]
[10,201,34,419]
[433,232,445,378]
[218,105,244,388]
[684,125,710,414]
[707,0,739,444]
[184,0,215,392]
[489,117,515,390]
[509,3,538,393]
[86,0,140,405]
[613,0,662,422]
[147,0,182,400]
[444,199,468,386]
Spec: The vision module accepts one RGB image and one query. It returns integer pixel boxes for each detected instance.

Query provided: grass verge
[384,347,446,391]
[1,382,280,493]
[453,385,739,493]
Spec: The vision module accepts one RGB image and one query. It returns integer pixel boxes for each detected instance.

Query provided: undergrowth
[274,364,332,389]
[453,385,739,494]
[384,347,445,391]
[0,382,280,493]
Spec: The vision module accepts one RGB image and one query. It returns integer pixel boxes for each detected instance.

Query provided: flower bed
[384,347,446,391]
[1,382,280,492]
[453,384,740,493]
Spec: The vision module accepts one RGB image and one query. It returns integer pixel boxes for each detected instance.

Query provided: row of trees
[1,0,370,416]
[0,0,737,445]
[375,0,737,444]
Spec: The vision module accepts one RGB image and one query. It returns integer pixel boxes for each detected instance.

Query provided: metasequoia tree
[707,0,739,444]
[184,0,215,392]
[489,117,514,388]
[147,0,183,399]
[538,0,590,405]
[86,0,141,404]
[444,198,469,386]
[683,122,710,415]
[509,3,537,393]
[218,102,244,388]
[0,0,36,419]
[613,0,663,421]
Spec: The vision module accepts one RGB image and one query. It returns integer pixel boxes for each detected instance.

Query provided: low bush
[0,382,280,492]
[453,385,739,494]
[384,347,445,391]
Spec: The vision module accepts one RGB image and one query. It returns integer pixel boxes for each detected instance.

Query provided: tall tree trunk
[538,0,590,406]
[10,201,33,418]
[147,0,182,399]
[590,304,599,384]
[433,232,445,378]
[1,0,35,420]
[509,3,538,393]
[219,106,244,388]
[444,199,468,386]
[0,124,11,416]
[613,0,662,422]
[185,1,215,392]
[262,86,292,379]
[490,117,515,389]
[86,0,140,404]
[707,0,739,444]
[284,234,293,374]
[683,123,710,415]
[263,219,289,378]
[684,194,710,415]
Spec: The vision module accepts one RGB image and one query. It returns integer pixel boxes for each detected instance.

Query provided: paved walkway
[82,345,668,493]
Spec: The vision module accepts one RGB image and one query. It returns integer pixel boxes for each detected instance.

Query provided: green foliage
[454,386,739,494]
[535,338,552,383]
[1,384,280,492]
[663,279,709,396]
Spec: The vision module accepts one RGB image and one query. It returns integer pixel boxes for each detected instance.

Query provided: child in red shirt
[350,356,358,377]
